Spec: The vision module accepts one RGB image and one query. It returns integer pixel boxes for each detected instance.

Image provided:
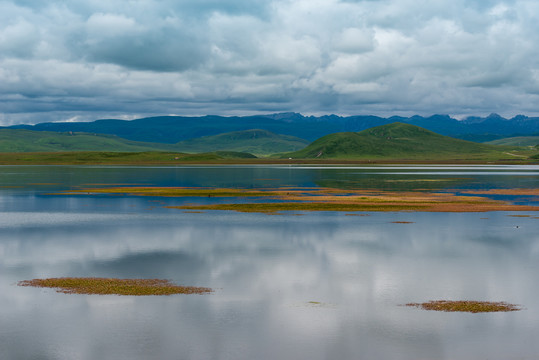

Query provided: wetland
[1,164,538,360]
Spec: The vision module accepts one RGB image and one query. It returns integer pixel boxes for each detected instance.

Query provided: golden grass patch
[18,277,213,296]
[405,300,521,313]
[54,186,539,213]
[460,189,539,196]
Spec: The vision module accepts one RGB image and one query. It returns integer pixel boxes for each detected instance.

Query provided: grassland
[0,151,256,165]
[0,151,536,165]
[405,300,521,313]
[18,277,213,296]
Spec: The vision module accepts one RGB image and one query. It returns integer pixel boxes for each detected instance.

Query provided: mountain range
[5,112,539,144]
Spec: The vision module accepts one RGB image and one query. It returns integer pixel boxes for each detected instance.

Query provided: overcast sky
[1,0,539,125]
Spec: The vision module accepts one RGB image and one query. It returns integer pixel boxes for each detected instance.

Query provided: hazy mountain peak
[261,112,304,122]
[486,113,504,120]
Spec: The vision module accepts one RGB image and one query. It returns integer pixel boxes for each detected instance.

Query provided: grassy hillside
[485,136,539,147]
[1,124,535,164]
[0,128,307,156]
[175,129,309,156]
[279,122,531,160]
[0,129,176,152]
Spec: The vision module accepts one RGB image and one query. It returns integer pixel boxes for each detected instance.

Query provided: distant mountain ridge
[5,112,539,144]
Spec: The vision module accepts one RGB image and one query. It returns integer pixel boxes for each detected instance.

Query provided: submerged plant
[18,277,213,296]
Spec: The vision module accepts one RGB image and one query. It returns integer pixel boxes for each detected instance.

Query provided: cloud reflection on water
[1,166,539,360]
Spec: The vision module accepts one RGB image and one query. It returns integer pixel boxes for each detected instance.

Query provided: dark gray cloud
[1,0,539,125]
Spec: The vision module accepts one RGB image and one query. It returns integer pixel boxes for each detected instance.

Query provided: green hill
[0,129,177,152]
[280,123,527,160]
[175,129,309,156]
[485,136,539,147]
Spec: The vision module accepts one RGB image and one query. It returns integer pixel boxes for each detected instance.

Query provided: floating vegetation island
[18,278,213,296]
[56,186,539,213]
[406,300,521,313]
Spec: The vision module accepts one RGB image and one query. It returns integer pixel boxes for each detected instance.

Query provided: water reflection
[1,165,538,360]
[1,208,538,360]
[1,165,539,192]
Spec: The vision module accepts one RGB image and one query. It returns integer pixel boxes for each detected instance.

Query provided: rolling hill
[0,129,177,152]
[0,128,307,156]
[1,123,535,162]
[175,129,309,156]
[485,136,539,147]
[279,122,525,160]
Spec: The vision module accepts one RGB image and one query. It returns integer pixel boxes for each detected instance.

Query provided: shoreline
[0,151,537,165]
[1,159,537,166]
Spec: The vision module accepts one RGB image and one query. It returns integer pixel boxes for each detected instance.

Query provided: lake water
[1,165,538,360]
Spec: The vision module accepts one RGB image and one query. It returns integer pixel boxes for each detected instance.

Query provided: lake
[1,165,538,360]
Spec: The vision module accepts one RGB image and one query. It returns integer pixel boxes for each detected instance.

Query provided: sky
[1,0,539,125]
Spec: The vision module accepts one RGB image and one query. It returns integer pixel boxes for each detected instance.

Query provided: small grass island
[18,277,213,296]
[405,300,521,313]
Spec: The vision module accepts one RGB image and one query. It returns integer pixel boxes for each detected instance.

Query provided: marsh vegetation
[61,186,539,213]
[406,300,521,313]
[18,278,213,296]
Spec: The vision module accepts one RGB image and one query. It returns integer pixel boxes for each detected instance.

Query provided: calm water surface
[1,165,538,360]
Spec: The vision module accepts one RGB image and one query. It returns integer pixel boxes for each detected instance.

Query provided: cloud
[1,0,539,124]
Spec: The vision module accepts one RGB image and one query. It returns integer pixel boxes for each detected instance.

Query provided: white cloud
[0,19,39,58]
[1,0,539,124]
[334,27,376,54]
[85,13,138,37]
